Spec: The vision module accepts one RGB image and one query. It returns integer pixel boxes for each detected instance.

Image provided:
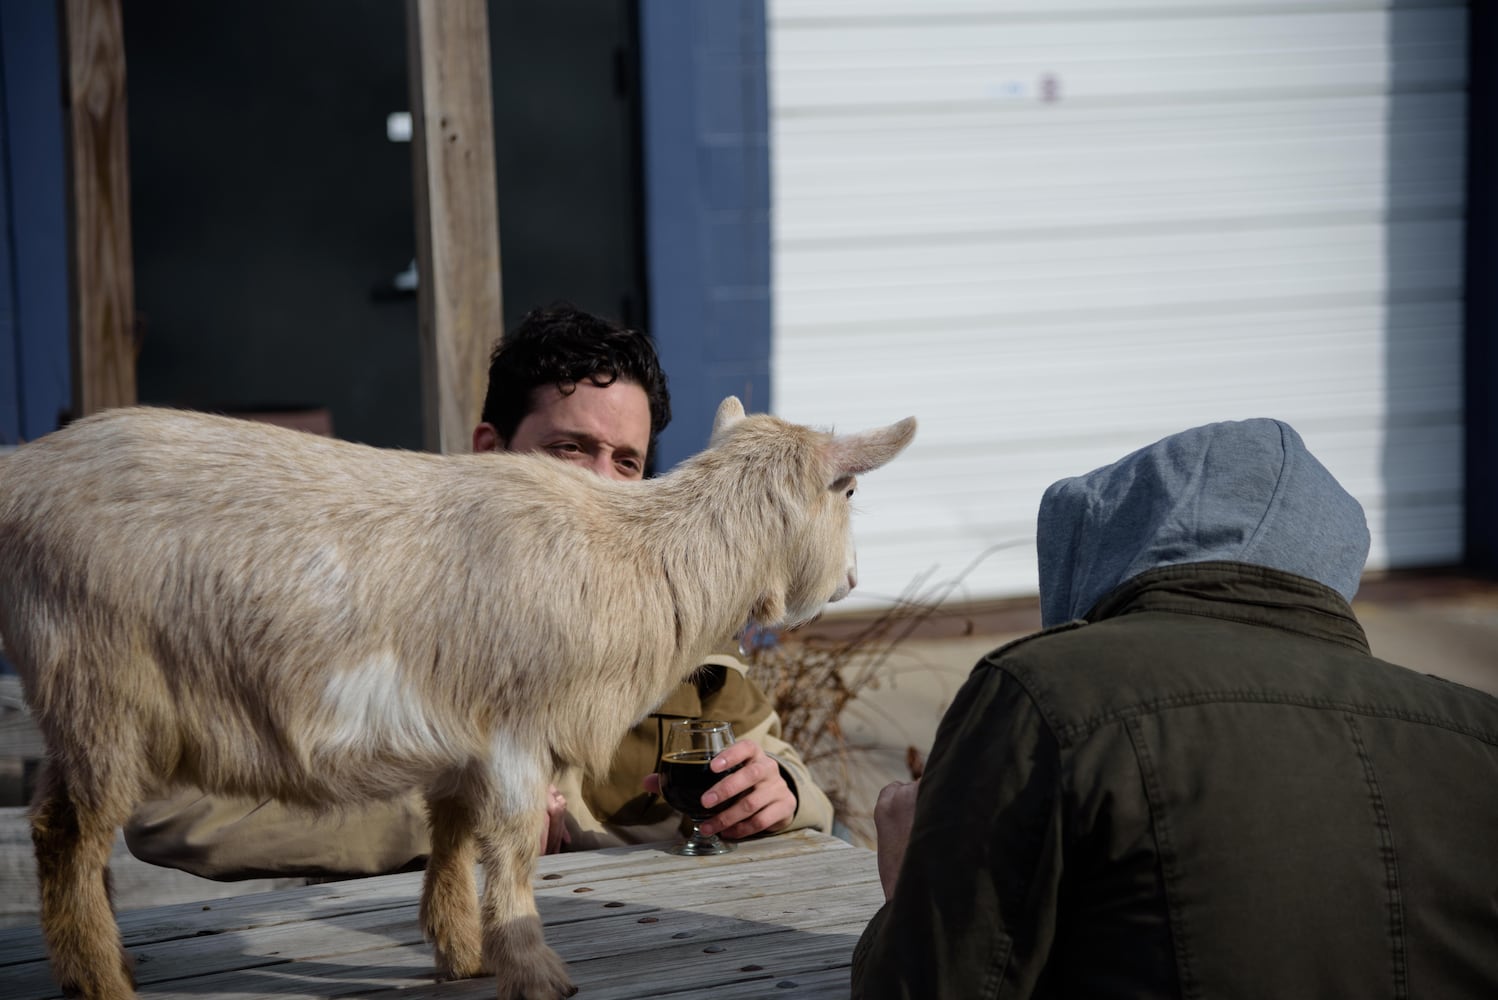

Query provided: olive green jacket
[125,655,833,879]
[853,563,1498,999]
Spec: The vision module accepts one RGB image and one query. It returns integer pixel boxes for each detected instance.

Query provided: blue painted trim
[0,0,70,443]
[639,0,772,470]
[0,2,19,442]
[1465,2,1497,574]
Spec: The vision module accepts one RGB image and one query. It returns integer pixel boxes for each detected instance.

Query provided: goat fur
[0,395,915,1000]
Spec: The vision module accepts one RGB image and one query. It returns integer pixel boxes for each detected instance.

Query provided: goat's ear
[710,396,747,446]
[826,417,917,478]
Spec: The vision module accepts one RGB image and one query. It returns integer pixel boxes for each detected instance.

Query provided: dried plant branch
[745,541,1026,845]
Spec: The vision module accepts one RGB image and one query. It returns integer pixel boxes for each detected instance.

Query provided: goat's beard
[764,593,834,633]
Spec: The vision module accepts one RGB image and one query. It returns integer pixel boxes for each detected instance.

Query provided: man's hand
[873,779,920,900]
[645,738,797,840]
[538,784,571,855]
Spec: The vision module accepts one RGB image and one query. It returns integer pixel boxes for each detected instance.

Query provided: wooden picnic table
[0,829,883,999]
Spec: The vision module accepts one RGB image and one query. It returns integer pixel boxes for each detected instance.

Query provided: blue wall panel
[0,0,70,444]
[1466,2,1497,574]
[0,111,16,444]
[639,0,772,469]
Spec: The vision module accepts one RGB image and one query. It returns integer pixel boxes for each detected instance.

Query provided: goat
[0,395,915,1000]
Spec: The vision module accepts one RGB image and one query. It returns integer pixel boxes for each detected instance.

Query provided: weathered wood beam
[406,0,503,454]
[63,0,137,416]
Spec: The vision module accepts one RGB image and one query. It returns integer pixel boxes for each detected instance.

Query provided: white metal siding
[768,0,1468,611]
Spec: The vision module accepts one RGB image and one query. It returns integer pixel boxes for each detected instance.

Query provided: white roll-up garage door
[768,0,1468,611]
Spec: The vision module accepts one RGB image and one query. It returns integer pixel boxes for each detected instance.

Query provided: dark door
[124,0,645,448]
[488,0,647,334]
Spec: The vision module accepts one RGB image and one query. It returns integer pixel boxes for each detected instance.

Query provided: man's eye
[550,442,583,456]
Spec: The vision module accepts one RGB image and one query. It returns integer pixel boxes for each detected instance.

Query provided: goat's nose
[829,570,857,604]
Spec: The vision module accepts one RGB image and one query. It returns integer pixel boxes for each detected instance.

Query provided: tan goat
[0,395,915,1000]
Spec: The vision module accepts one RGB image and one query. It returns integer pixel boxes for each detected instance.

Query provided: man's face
[475,379,652,482]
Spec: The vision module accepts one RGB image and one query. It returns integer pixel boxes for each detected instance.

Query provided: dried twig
[745,541,1024,845]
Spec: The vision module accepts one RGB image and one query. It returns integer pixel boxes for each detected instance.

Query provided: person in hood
[852,418,1498,999]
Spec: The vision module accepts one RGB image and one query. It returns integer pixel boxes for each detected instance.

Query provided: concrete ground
[0,805,304,929]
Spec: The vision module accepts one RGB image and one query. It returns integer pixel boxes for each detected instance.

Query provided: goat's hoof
[54,971,136,1000]
[432,941,487,981]
[493,948,576,999]
[51,948,137,1000]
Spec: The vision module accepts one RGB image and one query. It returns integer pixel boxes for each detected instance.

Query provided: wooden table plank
[2,878,877,995]
[0,831,881,999]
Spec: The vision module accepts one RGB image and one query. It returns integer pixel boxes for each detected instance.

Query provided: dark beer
[659,750,742,820]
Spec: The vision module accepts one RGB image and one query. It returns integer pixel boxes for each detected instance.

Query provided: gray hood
[1036,418,1370,627]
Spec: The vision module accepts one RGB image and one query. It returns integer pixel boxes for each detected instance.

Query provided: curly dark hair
[480,303,672,460]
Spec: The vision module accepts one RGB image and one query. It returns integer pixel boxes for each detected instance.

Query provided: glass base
[670,833,735,856]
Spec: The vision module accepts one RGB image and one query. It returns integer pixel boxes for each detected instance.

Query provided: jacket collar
[1087,561,1372,655]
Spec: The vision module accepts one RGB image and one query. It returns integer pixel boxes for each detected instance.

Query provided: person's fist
[873,779,920,900]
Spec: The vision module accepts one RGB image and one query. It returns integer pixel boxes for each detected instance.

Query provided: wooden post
[406,0,503,454]
[62,0,137,416]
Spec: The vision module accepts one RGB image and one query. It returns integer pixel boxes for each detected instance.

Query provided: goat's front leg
[476,806,576,999]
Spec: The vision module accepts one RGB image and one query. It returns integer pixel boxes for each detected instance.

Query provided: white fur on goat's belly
[317,654,544,815]
[320,654,451,759]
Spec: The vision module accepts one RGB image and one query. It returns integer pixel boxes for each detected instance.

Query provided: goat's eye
[845,486,855,499]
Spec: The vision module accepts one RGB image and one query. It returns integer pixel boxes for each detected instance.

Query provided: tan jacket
[125,656,833,879]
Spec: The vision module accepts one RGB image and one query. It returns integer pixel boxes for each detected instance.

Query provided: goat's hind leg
[30,760,136,1000]
[421,793,485,980]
